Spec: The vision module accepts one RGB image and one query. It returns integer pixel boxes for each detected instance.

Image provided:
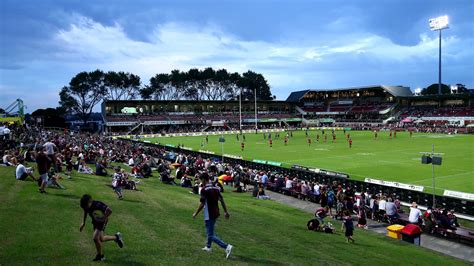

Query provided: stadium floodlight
[429,15,449,31]
[429,15,449,95]
[420,145,444,208]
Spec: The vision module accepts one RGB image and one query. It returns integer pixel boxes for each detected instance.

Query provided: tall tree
[421,83,451,95]
[59,70,107,124]
[104,71,141,100]
[239,70,273,100]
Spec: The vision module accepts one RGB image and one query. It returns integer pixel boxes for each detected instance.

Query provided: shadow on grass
[122,198,143,203]
[50,193,82,200]
[105,254,147,266]
[234,255,288,265]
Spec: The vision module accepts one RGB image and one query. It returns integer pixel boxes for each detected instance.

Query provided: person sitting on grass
[140,161,152,178]
[79,194,124,262]
[95,159,108,176]
[78,161,93,174]
[181,174,192,188]
[15,158,36,181]
[256,183,270,200]
[46,172,65,189]
[112,167,124,200]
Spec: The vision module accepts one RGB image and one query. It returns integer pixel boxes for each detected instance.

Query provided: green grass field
[0,166,467,265]
[145,130,474,194]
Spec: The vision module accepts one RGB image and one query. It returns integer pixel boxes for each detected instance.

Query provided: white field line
[410,170,474,184]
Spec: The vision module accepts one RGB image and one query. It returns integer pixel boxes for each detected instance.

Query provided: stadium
[2,1,474,265]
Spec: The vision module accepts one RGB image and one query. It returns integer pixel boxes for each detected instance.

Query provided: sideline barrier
[121,138,474,216]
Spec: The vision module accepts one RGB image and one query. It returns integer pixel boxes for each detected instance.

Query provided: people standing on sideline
[193,173,233,259]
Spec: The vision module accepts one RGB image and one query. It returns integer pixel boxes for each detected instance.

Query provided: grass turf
[0,166,467,265]
[144,130,474,194]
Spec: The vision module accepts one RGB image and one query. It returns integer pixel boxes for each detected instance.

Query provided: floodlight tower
[429,15,449,95]
[420,145,444,208]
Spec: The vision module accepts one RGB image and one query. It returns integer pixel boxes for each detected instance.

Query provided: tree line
[59,68,273,123]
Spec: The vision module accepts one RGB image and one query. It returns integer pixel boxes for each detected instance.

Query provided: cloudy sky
[1,0,473,112]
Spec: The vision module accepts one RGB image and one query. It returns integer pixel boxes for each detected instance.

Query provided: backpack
[327,191,335,205]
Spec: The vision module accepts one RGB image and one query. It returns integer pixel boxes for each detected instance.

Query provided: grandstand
[102,100,299,133]
[287,85,474,127]
[102,85,474,133]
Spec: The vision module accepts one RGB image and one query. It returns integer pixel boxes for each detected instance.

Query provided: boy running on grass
[193,173,233,259]
[80,194,124,261]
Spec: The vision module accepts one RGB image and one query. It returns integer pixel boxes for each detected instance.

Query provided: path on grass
[264,190,474,263]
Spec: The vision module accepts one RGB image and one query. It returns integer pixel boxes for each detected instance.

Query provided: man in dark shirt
[193,173,233,259]
[80,194,124,261]
[35,146,50,193]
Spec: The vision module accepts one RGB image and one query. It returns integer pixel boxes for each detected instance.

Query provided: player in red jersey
[394,131,397,138]
[346,133,350,140]
[240,142,245,151]
[332,134,336,143]
[307,137,312,146]
[389,131,393,138]
[269,138,273,148]
[284,136,288,146]
[349,138,353,148]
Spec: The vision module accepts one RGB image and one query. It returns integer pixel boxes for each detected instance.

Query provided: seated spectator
[140,162,152,178]
[15,158,36,181]
[408,202,422,224]
[46,173,65,189]
[78,161,93,174]
[180,174,192,188]
[448,210,460,228]
[438,209,456,230]
[95,160,108,176]
[385,198,399,220]
[256,183,270,200]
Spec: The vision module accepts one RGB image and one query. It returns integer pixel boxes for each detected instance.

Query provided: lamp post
[429,15,449,95]
[239,88,242,133]
[254,87,258,133]
[420,145,443,208]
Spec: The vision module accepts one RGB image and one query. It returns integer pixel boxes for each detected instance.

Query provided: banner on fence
[364,178,424,192]
[443,190,474,201]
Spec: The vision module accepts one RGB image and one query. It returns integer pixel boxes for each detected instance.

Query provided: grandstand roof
[286,90,311,103]
[285,85,412,102]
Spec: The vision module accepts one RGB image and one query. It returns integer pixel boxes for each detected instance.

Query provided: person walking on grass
[80,194,124,261]
[193,173,233,259]
[35,146,50,194]
[342,210,355,243]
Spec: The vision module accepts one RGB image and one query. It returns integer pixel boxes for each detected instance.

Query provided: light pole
[254,87,258,133]
[420,145,443,208]
[429,15,449,95]
[239,88,242,133]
